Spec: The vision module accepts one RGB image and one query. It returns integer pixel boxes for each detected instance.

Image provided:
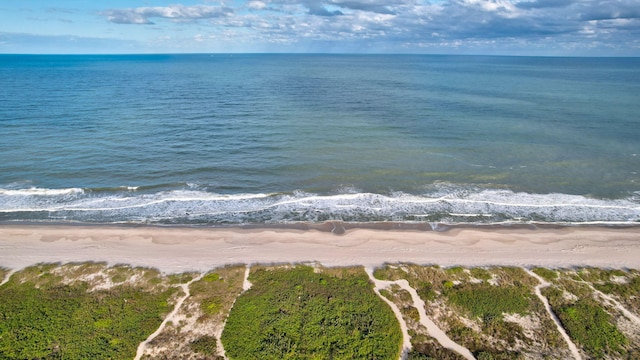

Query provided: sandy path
[365,268,412,360]
[366,267,475,360]
[572,277,640,326]
[525,269,582,360]
[242,266,252,291]
[134,274,205,360]
[0,269,15,287]
[593,291,640,326]
[1,225,640,273]
[392,278,475,360]
[216,265,252,360]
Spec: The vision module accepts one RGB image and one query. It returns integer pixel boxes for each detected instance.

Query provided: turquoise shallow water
[1,54,639,224]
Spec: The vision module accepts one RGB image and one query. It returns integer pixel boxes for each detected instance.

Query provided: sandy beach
[1,223,640,273]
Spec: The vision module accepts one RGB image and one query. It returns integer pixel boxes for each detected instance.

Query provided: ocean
[1,54,638,226]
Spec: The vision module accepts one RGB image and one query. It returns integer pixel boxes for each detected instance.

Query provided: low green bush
[0,267,177,359]
[469,268,491,281]
[556,299,627,358]
[189,335,219,356]
[202,273,221,282]
[221,266,402,360]
[445,284,531,320]
[532,268,558,282]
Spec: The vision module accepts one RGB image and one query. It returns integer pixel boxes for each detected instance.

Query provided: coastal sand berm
[1,224,639,272]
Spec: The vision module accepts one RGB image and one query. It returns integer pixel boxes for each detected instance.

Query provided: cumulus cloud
[247,1,268,10]
[100,0,640,54]
[104,4,232,24]
[578,1,640,21]
[305,3,344,16]
[516,0,573,10]
[327,0,398,15]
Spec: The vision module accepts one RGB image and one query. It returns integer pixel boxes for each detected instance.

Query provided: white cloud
[462,0,516,13]
[104,5,233,25]
[97,0,640,54]
[247,1,268,10]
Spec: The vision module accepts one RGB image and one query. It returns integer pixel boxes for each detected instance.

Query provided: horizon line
[1,52,639,59]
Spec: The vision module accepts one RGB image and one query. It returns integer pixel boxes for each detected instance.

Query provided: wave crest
[0,187,84,196]
[0,185,638,225]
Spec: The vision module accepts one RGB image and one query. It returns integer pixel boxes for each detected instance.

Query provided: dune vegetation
[221,265,403,360]
[1,262,639,360]
[538,267,640,359]
[0,263,178,359]
[374,264,570,359]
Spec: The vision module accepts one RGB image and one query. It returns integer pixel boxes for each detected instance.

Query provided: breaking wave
[0,184,638,225]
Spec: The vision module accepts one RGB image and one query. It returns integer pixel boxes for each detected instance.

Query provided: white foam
[0,187,84,196]
[0,186,638,225]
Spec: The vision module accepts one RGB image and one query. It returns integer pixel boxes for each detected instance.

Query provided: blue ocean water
[1,54,639,225]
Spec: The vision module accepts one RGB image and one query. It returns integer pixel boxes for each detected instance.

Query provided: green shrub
[203,273,221,282]
[221,266,402,360]
[469,268,491,281]
[190,335,219,356]
[446,266,465,276]
[476,352,495,360]
[415,280,436,301]
[0,266,177,359]
[532,268,558,282]
[111,273,128,283]
[202,297,223,315]
[407,351,437,360]
[593,276,640,302]
[445,284,531,320]
[556,299,627,358]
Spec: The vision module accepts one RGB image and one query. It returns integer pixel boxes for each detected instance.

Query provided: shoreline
[1,223,640,273]
[3,219,639,232]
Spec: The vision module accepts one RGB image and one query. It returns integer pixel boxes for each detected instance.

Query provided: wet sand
[1,223,639,273]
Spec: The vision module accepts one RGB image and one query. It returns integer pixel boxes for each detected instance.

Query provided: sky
[1,0,639,56]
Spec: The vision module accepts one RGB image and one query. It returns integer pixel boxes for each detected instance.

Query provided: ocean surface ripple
[1,54,639,225]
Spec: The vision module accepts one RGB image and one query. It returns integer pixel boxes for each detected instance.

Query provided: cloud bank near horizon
[2,0,639,55]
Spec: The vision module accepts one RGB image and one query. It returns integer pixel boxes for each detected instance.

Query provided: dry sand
[1,224,639,273]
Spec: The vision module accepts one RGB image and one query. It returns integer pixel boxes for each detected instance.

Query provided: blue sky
[1,0,639,55]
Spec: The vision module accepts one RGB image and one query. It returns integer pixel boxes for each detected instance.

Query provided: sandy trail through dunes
[134,273,206,360]
[525,269,582,360]
[365,267,475,360]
